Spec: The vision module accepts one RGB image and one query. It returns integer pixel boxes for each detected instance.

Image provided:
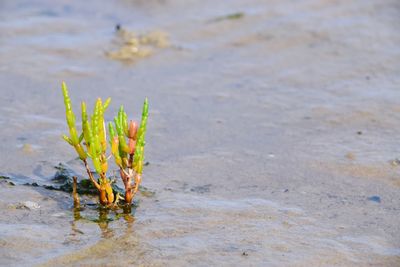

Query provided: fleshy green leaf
[74,144,87,160]
[108,122,116,144]
[62,134,73,145]
[133,98,148,174]
[103,97,111,111]
[114,116,129,153]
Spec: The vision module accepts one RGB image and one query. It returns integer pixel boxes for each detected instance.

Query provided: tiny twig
[72,176,80,208]
[128,153,134,168]
[122,168,130,178]
[83,159,101,190]
[132,173,141,195]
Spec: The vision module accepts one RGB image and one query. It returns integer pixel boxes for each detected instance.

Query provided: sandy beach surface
[0,0,399,266]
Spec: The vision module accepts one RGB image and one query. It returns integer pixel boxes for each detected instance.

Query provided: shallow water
[1,0,400,266]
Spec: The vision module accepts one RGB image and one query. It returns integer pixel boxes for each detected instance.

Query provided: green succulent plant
[109,99,148,203]
[61,81,149,206]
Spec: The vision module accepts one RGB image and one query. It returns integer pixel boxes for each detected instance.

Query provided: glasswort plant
[61,82,148,206]
[109,101,148,204]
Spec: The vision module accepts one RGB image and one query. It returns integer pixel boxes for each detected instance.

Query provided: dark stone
[190,184,211,194]
[367,196,381,203]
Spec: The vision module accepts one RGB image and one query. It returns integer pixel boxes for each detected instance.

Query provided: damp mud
[0,0,400,266]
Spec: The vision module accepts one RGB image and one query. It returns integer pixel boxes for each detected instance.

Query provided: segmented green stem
[133,98,149,174]
[61,82,86,160]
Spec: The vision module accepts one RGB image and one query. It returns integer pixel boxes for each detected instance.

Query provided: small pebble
[345,152,355,160]
[21,201,40,210]
[22,144,33,153]
[367,196,381,203]
[52,212,67,217]
[389,158,400,166]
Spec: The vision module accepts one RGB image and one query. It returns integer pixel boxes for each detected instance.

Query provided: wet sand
[0,0,400,266]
